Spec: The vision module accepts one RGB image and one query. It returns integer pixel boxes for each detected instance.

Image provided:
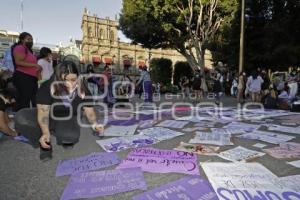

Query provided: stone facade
[0,30,19,58]
[81,9,213,70]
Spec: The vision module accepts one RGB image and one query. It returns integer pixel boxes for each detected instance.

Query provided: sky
[0,0,129,45]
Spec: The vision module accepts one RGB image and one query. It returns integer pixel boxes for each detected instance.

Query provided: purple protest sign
[117,148,200,175]
[14,135,30,143]
[133,176,218,200]
[56,152,120,177]
[60,168,147,200]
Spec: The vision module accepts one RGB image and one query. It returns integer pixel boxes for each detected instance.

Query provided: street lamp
[112,55,116,74]
[239,0,245,73]
[20,0,24,31]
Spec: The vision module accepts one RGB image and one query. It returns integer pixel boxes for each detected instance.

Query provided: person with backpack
[12,32,42,111]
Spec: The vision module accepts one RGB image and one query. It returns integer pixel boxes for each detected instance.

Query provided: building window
[99,28,104,39]
[110,30,114,41]
[88,26,93,37]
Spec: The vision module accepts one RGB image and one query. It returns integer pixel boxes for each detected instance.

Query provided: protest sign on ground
[117,147,200,175]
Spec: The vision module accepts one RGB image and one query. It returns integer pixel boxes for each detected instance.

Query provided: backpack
[0,43,25,100]
[291,101,300,112]
[1,47,15,72]
[2,43,28,71]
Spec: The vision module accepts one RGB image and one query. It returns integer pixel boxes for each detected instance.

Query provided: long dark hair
[52,61,85,97]
[17,32,33,53]
[252,71,258,80]
[86,64,94,73]
[38,47,52,60]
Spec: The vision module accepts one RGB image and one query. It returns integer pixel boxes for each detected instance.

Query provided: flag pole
[238,0,245,73]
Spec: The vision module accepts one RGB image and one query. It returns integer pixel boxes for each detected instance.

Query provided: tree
[149,58,173,85]
[120,0,237,71]
[173,61,194,86]
[218,0,300,72]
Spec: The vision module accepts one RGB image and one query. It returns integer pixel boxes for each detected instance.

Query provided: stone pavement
[0,96,299,200]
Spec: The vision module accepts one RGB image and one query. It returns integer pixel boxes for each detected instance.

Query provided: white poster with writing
[156,120,189,129]
[176,116,207,123]
[238,130,295,144]
[103,125,138,137]
[267,124,300,135]
[211,128,246,135]
[287,160,300,168]
[138,127,184,141]
[182,127,209,132]
[201,162,300,200]
[223,122,261,132]
[193,121,218,128]
[189,132,233,146]
[279,175,300,193]
[218,146,265,162]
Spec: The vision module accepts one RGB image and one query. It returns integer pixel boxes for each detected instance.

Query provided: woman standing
[192,73,202,100]
[13,32,42,111]
[137,66,152,102]
[237,72,245,103]
[180,76,190,98]
[37,47,53,84]
[200,75,208,98]
[212,69,222,105]
[246,71,264,102]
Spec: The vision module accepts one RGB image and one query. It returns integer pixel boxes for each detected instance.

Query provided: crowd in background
[176,66,300,110]
[0,32,300,157]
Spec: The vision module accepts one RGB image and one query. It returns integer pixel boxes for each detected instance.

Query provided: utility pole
[20,0,24,31]
[238,0,245,73]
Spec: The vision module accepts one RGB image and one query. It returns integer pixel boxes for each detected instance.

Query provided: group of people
[0,32,155,160]
[0,32,112,160]
[232,68,299,109]
[177,67,299,109]
[179,70,208,100]
[85,64,153,103]
[1,31,299,161]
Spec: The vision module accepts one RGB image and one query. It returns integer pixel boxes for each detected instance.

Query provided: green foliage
[173,61,193,86]
[163,83,179,94]
[219,0,300,71]
[149,58,173,85]
[120,0,237,68]
[119,0,170,48]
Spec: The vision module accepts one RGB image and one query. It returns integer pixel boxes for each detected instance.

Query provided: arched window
[99,28,104,39]
[110,30,114,41]
[88,26,93,37]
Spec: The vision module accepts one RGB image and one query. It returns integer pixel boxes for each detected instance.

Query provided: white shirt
[247,76,264,93]
[278,91,289,99]
[38,59,53,81]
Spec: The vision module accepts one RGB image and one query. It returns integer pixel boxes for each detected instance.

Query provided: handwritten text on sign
[201,162,300,200]
[117,148,200,175]
[60,168,147,200]
[132,176,218,200]
[56,152,120,176]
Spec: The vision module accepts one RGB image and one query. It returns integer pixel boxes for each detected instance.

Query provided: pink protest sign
[117,148,200,175]
[263,142,300,159]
